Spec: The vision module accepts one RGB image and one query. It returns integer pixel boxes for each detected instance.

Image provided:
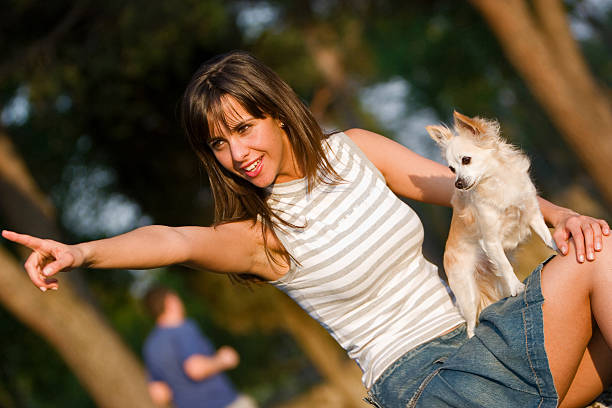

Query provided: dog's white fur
[427,111,556,338]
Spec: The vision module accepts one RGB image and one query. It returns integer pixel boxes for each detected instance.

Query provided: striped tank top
[267,132,464,388]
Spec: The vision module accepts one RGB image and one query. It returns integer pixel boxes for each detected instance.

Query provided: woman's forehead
[207,95,252,137]
[219,95,251,126]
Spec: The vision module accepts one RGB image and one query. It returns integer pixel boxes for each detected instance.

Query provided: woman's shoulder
[336,128,388,164]
[327,129,387,180]
[343,128,386,150]
[324,128,377,153]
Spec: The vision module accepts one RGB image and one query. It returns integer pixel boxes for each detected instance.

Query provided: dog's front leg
[444,248,481,338]
[481,238,525,297]
[529,204,558,251]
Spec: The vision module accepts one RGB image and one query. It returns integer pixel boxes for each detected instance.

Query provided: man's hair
[143,286,173,319]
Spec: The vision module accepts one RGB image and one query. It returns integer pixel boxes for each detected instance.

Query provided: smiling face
[207,96,302,188]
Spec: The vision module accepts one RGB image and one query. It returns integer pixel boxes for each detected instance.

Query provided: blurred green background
[0,1,610,407]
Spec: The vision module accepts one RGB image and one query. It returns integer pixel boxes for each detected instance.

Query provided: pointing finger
[2,230,46,252]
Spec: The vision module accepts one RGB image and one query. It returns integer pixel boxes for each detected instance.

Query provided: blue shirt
[143,319,238,408]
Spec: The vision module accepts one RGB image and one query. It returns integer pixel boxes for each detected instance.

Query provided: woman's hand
[550,211,610,263]
[1,230,85,291]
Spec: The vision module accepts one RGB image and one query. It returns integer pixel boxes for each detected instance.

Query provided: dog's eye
[462,157,471,165]
[448,166,455,173]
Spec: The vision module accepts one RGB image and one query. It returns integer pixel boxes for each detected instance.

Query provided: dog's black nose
[455,179,465,189]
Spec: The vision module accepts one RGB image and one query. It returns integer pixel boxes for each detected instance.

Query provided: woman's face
[208,96,301,188]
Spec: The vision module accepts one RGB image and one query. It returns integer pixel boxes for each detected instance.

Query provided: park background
[0,0,611,407]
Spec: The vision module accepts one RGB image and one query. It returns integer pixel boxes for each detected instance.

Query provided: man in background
[142,286,258,408]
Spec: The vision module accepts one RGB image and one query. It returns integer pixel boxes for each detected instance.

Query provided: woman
[3,51,611,407]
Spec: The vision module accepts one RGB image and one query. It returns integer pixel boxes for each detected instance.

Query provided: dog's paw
[467,324,475,339]
[508,280,525,297]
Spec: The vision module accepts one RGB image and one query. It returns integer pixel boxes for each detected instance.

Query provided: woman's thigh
[540,234,612,402]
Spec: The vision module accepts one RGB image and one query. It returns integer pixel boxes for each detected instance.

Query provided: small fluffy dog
[427,111,556,338]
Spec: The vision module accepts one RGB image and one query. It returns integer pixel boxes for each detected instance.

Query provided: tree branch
[533,0,608,119]
[0,131,54,218]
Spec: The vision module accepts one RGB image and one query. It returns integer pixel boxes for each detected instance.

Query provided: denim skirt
[365,257,558,408]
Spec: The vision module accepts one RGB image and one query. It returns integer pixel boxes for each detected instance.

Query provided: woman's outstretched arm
[2,221,272,291]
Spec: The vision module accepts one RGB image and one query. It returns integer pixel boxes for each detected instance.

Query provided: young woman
[3,51,611,408]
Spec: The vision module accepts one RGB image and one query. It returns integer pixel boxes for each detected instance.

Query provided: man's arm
[183,346,240,381]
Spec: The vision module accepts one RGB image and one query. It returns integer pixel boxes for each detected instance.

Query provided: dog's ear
[454,111,486,135]
[426,125,453,147]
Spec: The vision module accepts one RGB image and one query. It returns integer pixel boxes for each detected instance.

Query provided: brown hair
[181,51,340,282]
[143,286,173,319]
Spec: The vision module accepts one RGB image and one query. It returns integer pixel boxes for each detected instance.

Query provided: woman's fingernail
[561,246,567,254]
[587,252,594,261]
[578,254,585,263]
[595,243,601,251]
[51,287,58,291]
[43,268,51,276]
[39,287,47,292]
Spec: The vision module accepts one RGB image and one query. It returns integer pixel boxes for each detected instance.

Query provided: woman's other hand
[551,212,610,263]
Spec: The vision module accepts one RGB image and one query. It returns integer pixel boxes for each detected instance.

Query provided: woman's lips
[243,157,263,178]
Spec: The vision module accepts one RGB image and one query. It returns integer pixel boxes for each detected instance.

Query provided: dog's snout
[455,179,465,189]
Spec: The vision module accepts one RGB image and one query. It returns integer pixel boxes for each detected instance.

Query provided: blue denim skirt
[365,257,558,408]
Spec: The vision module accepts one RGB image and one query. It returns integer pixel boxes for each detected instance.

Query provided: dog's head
[427,111,502,191]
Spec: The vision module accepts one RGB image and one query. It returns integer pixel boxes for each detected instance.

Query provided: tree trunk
[470,0,612,206]
[0,132,154,408]
[0,247,153,408]
[277,294,369,407]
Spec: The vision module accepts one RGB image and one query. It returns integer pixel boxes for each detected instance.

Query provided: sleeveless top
[267,132,464,388]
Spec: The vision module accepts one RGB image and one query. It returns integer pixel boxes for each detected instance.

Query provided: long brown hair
[181,51,340,282]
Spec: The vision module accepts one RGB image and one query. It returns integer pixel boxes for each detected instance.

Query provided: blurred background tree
[0,0,610,407]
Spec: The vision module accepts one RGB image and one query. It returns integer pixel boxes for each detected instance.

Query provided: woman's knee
[594,233,612,259]
[582,233,612,288]
[553,233,612,283]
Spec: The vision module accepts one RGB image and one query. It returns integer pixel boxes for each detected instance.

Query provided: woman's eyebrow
[228,117,254,131]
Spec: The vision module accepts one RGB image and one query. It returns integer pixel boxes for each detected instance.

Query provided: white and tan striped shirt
[267,132,464,388]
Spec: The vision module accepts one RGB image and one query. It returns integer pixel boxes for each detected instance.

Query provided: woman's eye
[449,166,455,173]
[462,156,471,165]
[209,139,225,150]
[237,124,251,134]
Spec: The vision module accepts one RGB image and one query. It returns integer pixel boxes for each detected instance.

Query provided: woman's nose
[229,139,249,161]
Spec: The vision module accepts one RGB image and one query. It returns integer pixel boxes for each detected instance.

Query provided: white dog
[427,111,557,338]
